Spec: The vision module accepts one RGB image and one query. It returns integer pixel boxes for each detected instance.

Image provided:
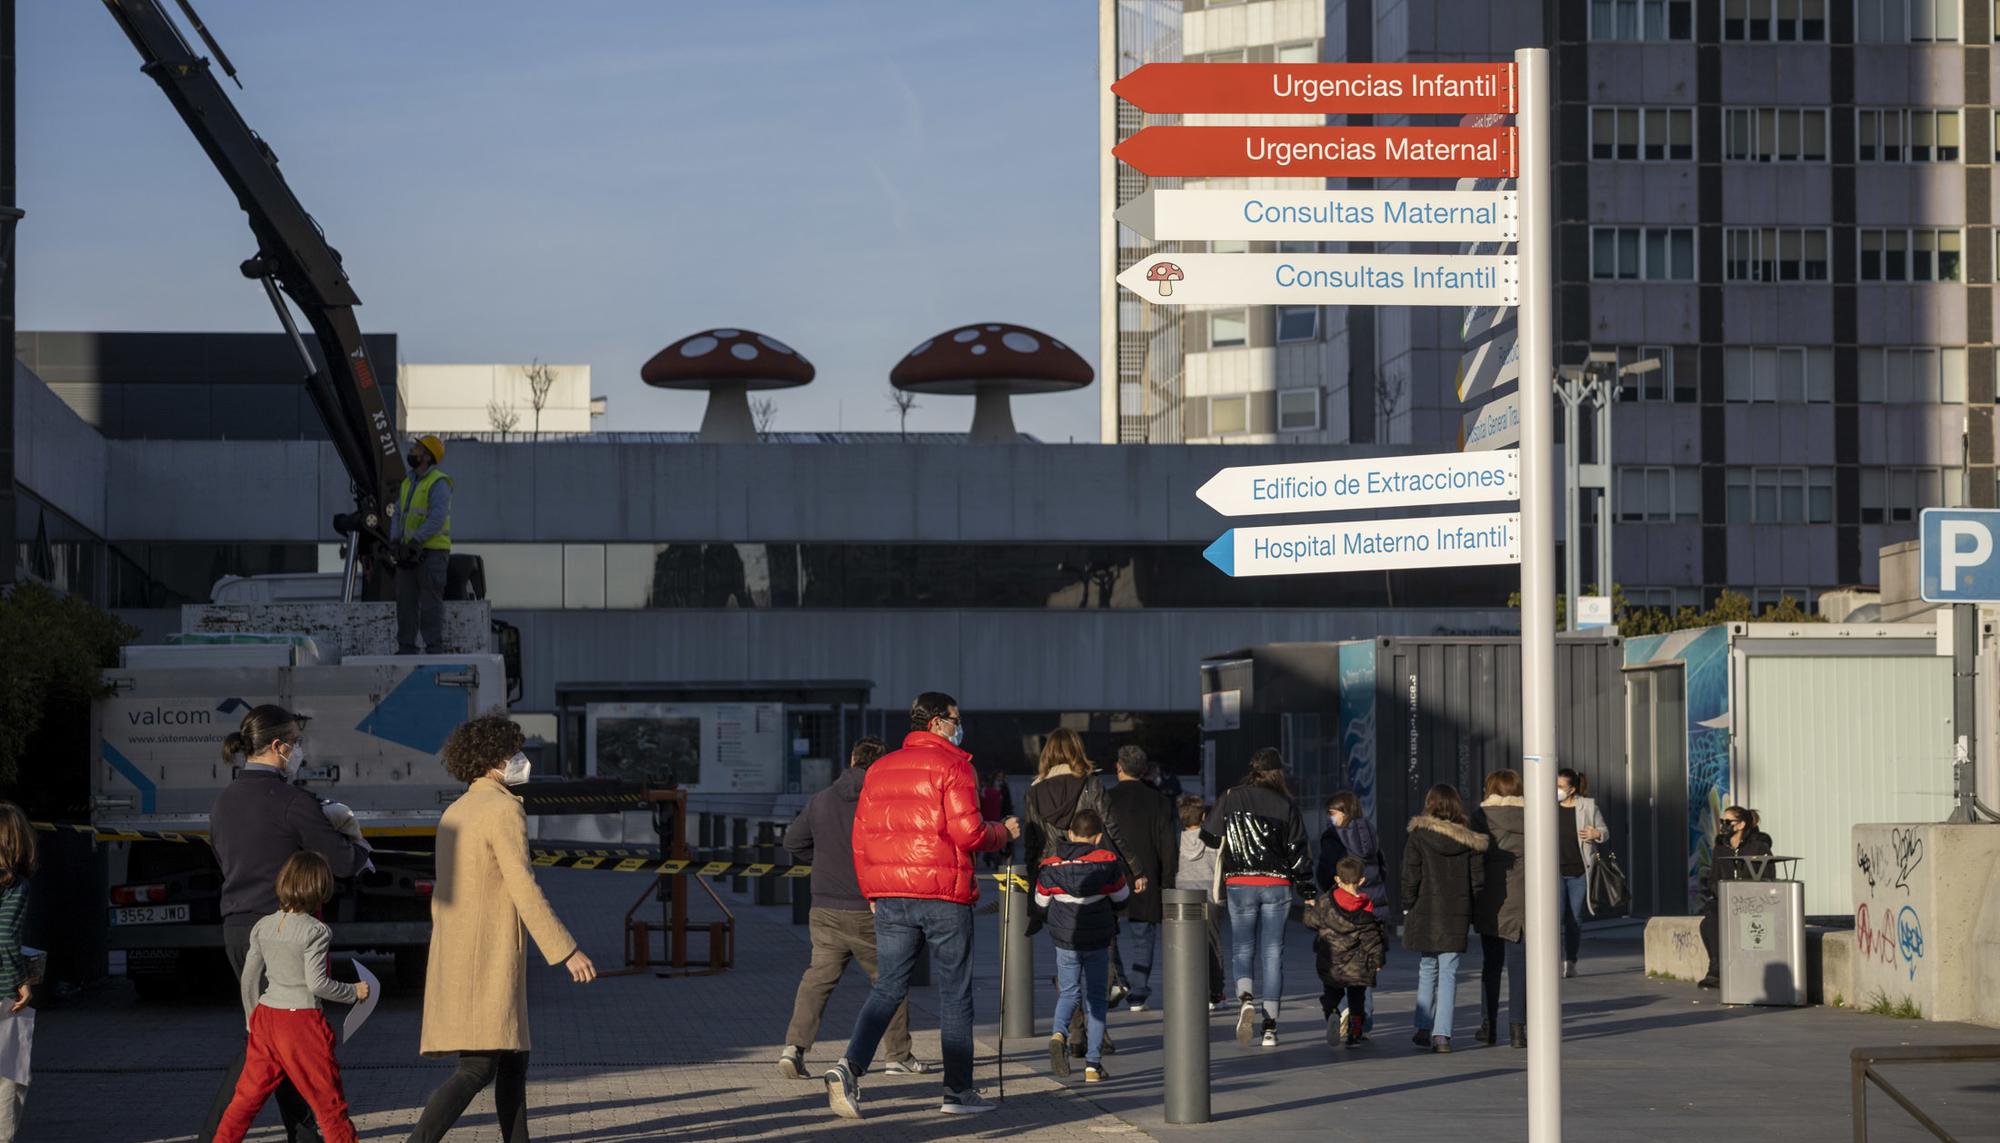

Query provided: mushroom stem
[697,381,758,443]
[968,385,1020,444]
[1159,280,1173,297]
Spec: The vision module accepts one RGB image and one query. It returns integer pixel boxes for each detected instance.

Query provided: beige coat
[420,777,576,1056]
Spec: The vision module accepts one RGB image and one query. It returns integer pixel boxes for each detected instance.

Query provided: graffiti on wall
[1896,905,1926,981]
[1626,625,1731,911]
[1890,828,1925,893]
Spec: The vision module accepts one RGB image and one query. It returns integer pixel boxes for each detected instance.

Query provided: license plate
[110,905,189,926]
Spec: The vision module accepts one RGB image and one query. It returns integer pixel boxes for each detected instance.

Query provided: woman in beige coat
[408,715,595,1143]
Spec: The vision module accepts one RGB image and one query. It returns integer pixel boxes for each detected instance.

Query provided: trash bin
[1718,854,1805,1006]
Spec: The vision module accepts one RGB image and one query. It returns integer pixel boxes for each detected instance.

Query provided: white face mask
[500,752,532,786]
[1557,788,1572,803]
[276,740,306,774]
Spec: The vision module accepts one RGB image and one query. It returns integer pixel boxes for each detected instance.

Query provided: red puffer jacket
[852,731,1006,905]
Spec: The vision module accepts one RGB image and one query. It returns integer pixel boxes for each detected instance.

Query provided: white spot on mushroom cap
[757,335,793,355]
[909,339,935,357]
[679,336,719,358]
[1002,332,1040,353]
[713,328,742,339]
[952,329,980,343]
[730,343,759,361]
[971,344,988,356]
[985,324,1002,331]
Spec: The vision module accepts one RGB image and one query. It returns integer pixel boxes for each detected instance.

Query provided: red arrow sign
[1113,62,1515,115]
[1114,126,1516,179]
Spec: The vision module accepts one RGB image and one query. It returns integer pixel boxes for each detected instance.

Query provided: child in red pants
[215,851,371,1143]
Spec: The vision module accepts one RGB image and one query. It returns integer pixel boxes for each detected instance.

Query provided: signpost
[1115,188,1519,244]
[1115,253,1518,307]
[1195,450,1519,517]
[1202,512,1522,578]
[1918,509,2000,826]
[1461,390,1521,452]
[1112,125,1517,179]
[1113,61,1518,115]
[1456,334,1520,402]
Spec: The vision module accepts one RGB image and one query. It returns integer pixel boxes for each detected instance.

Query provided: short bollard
[999,863,1035,1039]
[731,817,748,895]
[1162,888,1211,1124]
[753,821,778,907]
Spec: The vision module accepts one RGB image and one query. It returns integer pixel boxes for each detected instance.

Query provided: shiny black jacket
[1200,782,1313,896]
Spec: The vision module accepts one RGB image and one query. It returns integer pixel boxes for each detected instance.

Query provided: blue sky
[19,2,1102,439]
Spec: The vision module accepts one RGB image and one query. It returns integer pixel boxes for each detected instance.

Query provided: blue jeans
[1120,920,1159,1003]
[842,898,975,1092]
[1226,884,1292,1019]
[1559,874,1589,963]
[1052,946,1110,1063]
[1415,951,1463,1040]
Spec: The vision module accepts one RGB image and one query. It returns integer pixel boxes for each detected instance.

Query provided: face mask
[1557,788,1571,803]
[501,752,532,786]
[278,740,306,774]
[408,451,428,469]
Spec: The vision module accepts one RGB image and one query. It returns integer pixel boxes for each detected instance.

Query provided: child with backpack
[1303,855,1388,1050]
[1035,807,1130,1083]
[213,851,371,1143]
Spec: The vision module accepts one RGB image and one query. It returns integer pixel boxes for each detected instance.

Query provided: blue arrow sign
[1204,513,1522,578]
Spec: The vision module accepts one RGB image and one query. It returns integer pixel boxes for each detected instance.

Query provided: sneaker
[1128,998,1147,1013]
[1325,1011,1342,1049]
[778,1045,809,1080]
[824,1060,862,1120]
[1260,1018,1278,1048]
[940,1087,997,1115]
[1085,1062,1109,1083]
[1562,960,1576,979]
[1697,974,1720,989]
[1432,1036,1453,1054]
[1413,1030,1432,1049]
[1049,1033,1072,1077]
[1235,1000,1259,1047]
[882,1054,933,1075]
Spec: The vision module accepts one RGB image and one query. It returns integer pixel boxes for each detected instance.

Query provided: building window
[1209,310,1248,348]
[1725,467,1834,523]
[1723,347,1834,402]
[1859,228,1963,282]
[1861,467,1955,522]
[1857,347,1968,402]
[1209,395,1249,435]
[1859,109,1961,162]
[1278,389,1320,431]
[1209,239,1249,255]
[1723,227,1831,282]
[1743,587,1816,612]
[1722,107,1829,162]
[1626,586,1707,610]
[1592,0,1695,39]
[1590,106,1695,161]
[1276,306,1319,343]
[1591,226,1696,281]
[1276,41,1318,63]
[1856,0,1959,40]
[1725,0,1829,39]
[1608,345,1698,402]
[1617,466,1702,522]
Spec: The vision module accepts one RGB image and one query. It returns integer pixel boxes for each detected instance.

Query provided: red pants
[215,1006,356,1143]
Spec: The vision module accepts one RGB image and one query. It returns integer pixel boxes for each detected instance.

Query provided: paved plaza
[36,868,2000,1142]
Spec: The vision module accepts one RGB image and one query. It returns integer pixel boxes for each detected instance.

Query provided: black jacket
[1314,821,1347,894]
[1705,830,1776,896]
[1305,890,1389,988]
[1024,772,1111,869]
[784,765,869,911]
[1473,797,1526,942]
[1033,839,1130,951]
[1202,782,1314,896]
[210,767,370,923]
[1102,779,1178,923]
[1399,815,1489,955]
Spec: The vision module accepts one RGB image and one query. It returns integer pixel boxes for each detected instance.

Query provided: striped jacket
[1034,839,1130,951]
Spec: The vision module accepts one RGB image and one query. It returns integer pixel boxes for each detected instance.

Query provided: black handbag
[1588,849,1631,914]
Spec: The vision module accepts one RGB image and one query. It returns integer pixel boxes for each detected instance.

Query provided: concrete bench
[1644,915,1855,1006]
[1643,915,1706,982]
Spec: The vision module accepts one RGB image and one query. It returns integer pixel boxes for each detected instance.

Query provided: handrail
[1851,1044,2000,1142]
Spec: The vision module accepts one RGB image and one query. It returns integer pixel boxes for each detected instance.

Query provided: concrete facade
[400,362,597,435]
[1851,822,2000,1025]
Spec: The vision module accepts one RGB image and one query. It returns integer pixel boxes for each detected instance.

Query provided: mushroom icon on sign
[1146,261,1184,297]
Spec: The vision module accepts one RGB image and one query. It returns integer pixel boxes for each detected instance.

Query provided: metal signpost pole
[1515,47,1563,1143]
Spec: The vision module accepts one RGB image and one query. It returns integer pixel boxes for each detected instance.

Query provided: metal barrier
[1850,1043,2000,1142]
[603,790,736,978]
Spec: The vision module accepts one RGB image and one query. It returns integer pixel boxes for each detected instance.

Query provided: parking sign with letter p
[1921,508,2000,602]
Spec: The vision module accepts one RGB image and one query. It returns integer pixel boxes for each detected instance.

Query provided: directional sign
[1460,391,1521,452]
[1117,253,1518,308]
[1456,334,1520,402]
[1920,509,2000,602]
[1204,512,1523,578]
[1113,62,1517,115]
[1462,303,1515,344]
[1116,189,1518,244]
[1460,112,1513,129]
[1196,450,1519,518]
[1114,126,1516,179]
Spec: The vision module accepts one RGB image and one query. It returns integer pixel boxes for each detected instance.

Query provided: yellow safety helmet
[412,435,445,464]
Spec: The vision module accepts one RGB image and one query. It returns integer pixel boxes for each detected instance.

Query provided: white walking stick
[997,870,1009,1102]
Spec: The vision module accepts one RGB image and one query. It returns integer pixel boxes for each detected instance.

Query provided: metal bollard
[731,817,748,894]
[1162,888,1211,1124]
[754,821,779,906]
[999,863,1035,1039]
[791,873,812,925]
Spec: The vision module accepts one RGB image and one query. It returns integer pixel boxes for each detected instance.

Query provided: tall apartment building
[1101,0,1995,606]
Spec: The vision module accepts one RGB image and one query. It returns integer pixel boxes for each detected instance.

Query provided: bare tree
[1374,367,1407,444]
[524,359,557,436]
[751,396,779,435]
[486,399,521,438]
[887,387,919,440]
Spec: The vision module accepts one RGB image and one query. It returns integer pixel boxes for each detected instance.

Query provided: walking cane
[997,869,1009,1102]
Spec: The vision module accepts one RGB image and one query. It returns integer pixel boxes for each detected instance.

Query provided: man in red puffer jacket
[824,692,1019,1121]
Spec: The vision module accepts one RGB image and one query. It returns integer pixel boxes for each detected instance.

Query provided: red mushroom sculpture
[1146,261,1184,297]
[640,328,813,443]
[891,323,1093,443]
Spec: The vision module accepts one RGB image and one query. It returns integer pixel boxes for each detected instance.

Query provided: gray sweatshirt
[239,911,358,1027]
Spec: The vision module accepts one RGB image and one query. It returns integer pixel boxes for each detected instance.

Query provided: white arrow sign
[1118,253,1518,308]
[1204,512,1523,577]
[1456,334,1520,402]
[1196,450,1520,518]
[1461,390,1521,452]
[1116,189,1518,243]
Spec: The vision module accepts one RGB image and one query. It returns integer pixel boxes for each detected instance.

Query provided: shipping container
[1200,635,1626,915]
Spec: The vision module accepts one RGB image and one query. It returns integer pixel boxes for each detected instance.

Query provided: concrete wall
[14,360,107,534]
[1851,823,2000,1025]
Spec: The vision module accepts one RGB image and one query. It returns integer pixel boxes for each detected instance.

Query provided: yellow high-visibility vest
[397,469,453,550]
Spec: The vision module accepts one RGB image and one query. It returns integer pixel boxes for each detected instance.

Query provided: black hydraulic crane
[101,0,406,591]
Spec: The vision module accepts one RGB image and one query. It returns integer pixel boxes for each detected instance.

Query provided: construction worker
[392,435,453,654]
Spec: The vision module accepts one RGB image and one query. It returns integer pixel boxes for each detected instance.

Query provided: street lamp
[1557,353,1657,629]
